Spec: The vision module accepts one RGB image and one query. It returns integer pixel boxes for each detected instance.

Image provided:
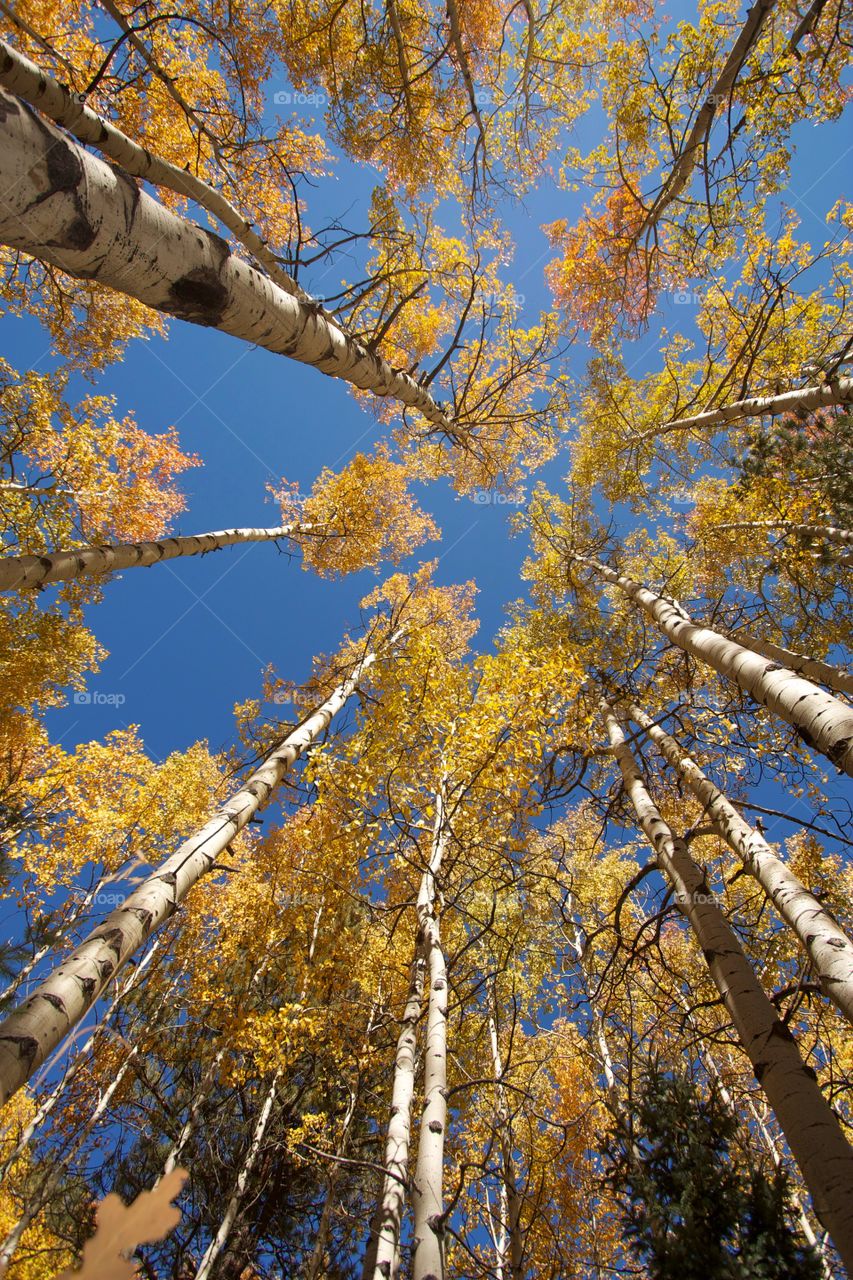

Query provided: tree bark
[487,1003,523,1280]
[625,700,853,1024]
[0,524,300,591]
[0,641,386,1104]
[713,520,853,547]
[363,946,426,1280]
[0,38,306,300]
[0,90,457,438]
[412,784,450,1280]
[723,630,853,699]
[644,377,853,441]
[571,552,853,774]
[602,701,853,1267]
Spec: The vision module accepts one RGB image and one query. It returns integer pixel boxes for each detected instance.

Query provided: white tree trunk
[626,701,853,1024]
[0,934,164,1184]
[193,1069,281,1280]
[487,1004,524,1280]
[676,990,834,1277]
[0,38,305,299]
[0,91,456,437]
[723,630,853,699]
[646,377,853,441]
[712,520,853,548]
[573,553,853,774]
[364,947,426,1280]
[602,702,853,1267]
[412,785,451,1280]
[0,524,300,591]
[0,642,386,1104]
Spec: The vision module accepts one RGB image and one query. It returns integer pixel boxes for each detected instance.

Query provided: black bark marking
[0,90,21,123]
[21,106,97,250]
[100,926,126,956]
[77,974,97,1002]
[40,992,64,1013]
[0,1034,39,1066]
[166,266,228,325]
[428,1120,443,1133]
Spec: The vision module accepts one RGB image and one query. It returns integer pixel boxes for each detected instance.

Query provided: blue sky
[2,99,849,771]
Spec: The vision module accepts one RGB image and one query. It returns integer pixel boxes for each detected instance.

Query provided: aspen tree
[569,551,853,774]
[0,637,390,1103]
[624,700,853,1023]
[0,525,297,591]
[603,700,853,1266]
[412,780,451,1280]
[0,92,457,438]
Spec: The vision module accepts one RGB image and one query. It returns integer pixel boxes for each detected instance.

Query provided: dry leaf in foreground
[54,1168,187,1280]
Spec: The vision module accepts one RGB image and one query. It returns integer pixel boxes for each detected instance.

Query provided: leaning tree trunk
[571,552,853,774]
[709,519,853,552]
[645,376,853,441]
[0,91,457,438]
[0,639,388,1105]
[639,0,777,234]
[0,933,165,1185]
[625,700,853,1024]
[412,784,451,1280]
[0,38,306,299]
[602,701,853,1267]
[723,629,853,699]
[675,989,834,1277]
[0,524,301,591]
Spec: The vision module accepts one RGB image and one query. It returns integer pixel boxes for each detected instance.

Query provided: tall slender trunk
[0,91,457,438]
[411,784,451,1280]
[193,1070,281,1280]
[625,700,853,1023]
[723,630,853,699]
[0,640,387,1104]
[571,553,853,774]
[363,947,426,1280]
[487,1002,523,1280]
[0,524,301,592]
[644,377,853,441]
[602,701,853,1266]
[679,994,835,1279]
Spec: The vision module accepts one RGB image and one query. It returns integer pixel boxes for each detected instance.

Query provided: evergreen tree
[604,1061,823,1280]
